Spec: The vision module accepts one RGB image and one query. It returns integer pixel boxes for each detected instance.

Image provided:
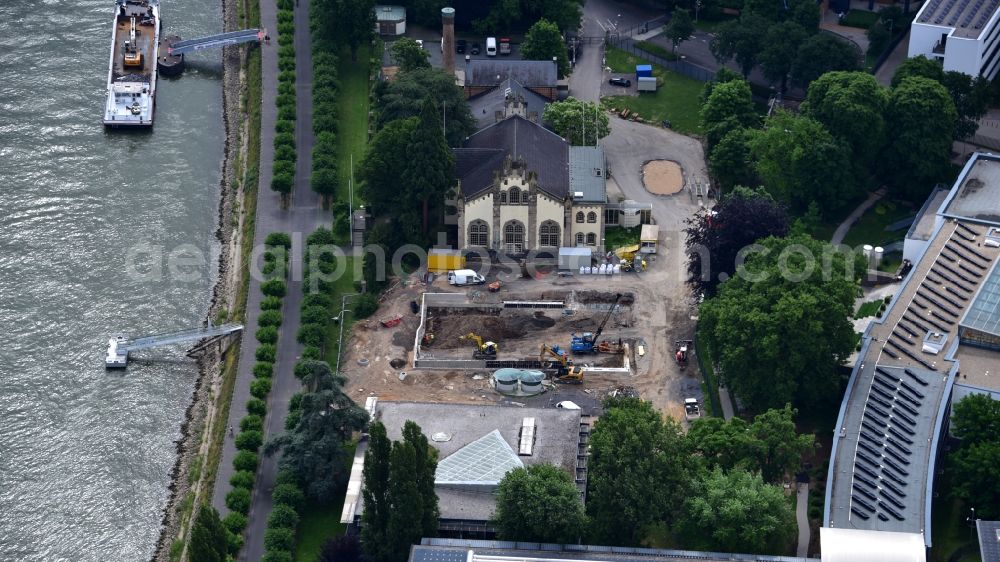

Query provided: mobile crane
[539,344,584,383]
[570,293,622,354]
[460,332,498,359]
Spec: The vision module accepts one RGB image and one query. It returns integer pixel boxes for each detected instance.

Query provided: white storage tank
[518,370,545,395]
[493,369,519,394]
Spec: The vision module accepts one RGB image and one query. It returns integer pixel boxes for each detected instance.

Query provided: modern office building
[908,0,1000,78]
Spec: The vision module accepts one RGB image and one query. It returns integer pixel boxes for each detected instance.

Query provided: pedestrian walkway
[796,482,811,557]
[718,385,735,420]
[831,188,887,245]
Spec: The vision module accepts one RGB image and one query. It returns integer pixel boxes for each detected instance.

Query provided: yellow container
[428,249,464,273]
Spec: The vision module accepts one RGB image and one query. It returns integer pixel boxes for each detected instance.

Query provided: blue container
[635,64,653,78]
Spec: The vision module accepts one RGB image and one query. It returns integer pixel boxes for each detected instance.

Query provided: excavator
[122,16,143,68]
[460,332,498,359]
[674,339,693,370]
[570,293,622,354]
[539,344,584,383]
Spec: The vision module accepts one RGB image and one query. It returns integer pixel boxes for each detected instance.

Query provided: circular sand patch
[642,160,683,195]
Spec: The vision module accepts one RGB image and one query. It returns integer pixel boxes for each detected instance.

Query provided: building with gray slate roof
[979,520,1000,562]
[462,59,560,100]
[451,99,606,256]
[468,79,549,130]
[824,153,1000,560]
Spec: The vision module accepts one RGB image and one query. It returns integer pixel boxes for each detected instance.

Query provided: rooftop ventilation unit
[922,331,948,355]
[986,226,1000,248]
[573,191,584,199]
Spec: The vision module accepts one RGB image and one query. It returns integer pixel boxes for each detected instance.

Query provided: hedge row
[271,0,297,196]
[260,468,306,561]
[222,233,292,555]
[310,5,339,199]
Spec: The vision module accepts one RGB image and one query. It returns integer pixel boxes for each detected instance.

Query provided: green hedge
[250,378,273,400]
[261,279,287,298]
[260,296,283,310]
[226,488,252,514]
[256,325,279,344]
[240,414,264,432]
[233,450,259,472]
[236,429,264,452]
[246,398,267,417]
[267,504,300,529]
[230,470,256,490]
[255,343,277,362]
[222,512,248,534]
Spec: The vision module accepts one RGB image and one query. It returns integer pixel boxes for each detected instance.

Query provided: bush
[264,527,295,552]
[251,378,273,400]
[262,552,293,562]
[258,310,283,328]
[255,344,277,362]
[277,0,293,10]
[246,398,267,417]
[256,325,279,345]
[222,511,248,534]
[267,504,301,529]
[227,529,245,556]
[271,171,293,194]
[300,305,328,325]
[230,469,256,490]
[297,323,325,347]
[265,232,292,249]
[233,450,259,472]
[278,56,296,73]
[353,293,380,319]
[278,105,296,121]
[272,483,305,511]
[262,261,278,276]
[275,117,294,133]
[261,296,283,310]
[274,132,296,150]
[240,414,264,432]
[261,279,287,298]
[226,488,252,514]
[236,430,264,452]
[278,71,295,83]
[278,44,295,59]
[253,361,274,378]
[302,293,332,309]
[274,145,297,163]
[301,345,323,360]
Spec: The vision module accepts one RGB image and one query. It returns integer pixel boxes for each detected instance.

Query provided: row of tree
[271,0,298,202]
[703,64,976,211]
[491,398,814,554]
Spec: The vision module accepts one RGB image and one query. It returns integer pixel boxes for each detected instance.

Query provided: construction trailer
[559,247,592,270]
[428,249,464,273]
[640,224,658,254]
[637,76,656,92]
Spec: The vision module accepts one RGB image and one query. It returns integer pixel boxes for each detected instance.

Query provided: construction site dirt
[339,249,703,422]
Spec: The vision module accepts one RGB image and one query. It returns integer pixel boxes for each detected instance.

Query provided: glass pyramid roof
[435,429,524,486]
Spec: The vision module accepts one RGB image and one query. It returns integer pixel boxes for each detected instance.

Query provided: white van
[448,269,486,286]
[486,37,497,56]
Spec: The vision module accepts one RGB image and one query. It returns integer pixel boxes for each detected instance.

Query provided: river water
[0,0,224,559]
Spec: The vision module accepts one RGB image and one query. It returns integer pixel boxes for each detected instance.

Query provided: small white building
[373,5,406,36]
[908,0,1000,78]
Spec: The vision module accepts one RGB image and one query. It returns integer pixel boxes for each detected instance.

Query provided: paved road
[210,0,329,558]
[874,30,910,86]
[830,188,886,245]
[796,482,811,557]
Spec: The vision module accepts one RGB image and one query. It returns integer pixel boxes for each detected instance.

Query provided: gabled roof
[435,429,524,487]
[468,78,550,130]
[455,115,569,198]
[569,146,607,203]
[464,59,558,87]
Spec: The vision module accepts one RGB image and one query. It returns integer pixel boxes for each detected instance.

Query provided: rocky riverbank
[151,0,249,558]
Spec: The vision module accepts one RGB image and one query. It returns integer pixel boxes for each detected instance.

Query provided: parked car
[456,39,467,53]
[608,77,631,87]
[471,42,481,55]
[556,401,581,410]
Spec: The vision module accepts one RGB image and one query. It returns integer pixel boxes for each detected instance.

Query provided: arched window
[576,211,584,223]
[504,220,525,253]
[500,191,507,204]
[508,187,520,205]
[586,233,597,246]
[576,233,585,245]
[538,220,560,247]
[468,220,489,247]
[587,211,597,223]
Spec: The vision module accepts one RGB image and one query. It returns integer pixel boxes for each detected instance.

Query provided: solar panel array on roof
[412,548,469,562]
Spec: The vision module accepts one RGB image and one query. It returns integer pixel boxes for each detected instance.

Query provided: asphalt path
[210,0,329,558]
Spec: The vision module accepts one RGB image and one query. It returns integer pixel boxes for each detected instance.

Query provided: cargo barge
[103,0,159,127]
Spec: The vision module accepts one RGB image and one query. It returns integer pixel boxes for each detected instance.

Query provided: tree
[543,97,610,145]
[699,234,860,411]
[361,421,439,562]
[890,55,945,88]
[319,535,364,562]
[587,397,699,545]
[189,505,228,562]
[746,404,816,482]
[710,15,769,78]
[952,393,1000,445]
[678,468,795,554]
[520,19,570,77]
[882,76,957,201]
[708,129,756,193]
[759,21,809,92]
[405,97,455,234]
[665,9,695,53]
[340,0,375,61]
[269,361,368,503]
[942,71,991,140]
[700,79,758,148]
[802,71,890,178]
[494,464,587,543]
[748,111,855,215]
[361,117,420,218]
[685,187,789,297]
[791,33,862,88]
[866,23,891,58]
[375,67,476,146]
[390,37,430,72]
[950,440,1000,519]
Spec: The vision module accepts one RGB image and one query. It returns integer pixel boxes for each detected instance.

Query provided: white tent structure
[820,528,926,562]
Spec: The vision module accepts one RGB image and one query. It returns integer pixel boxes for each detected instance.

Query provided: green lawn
[841,200,914,248]
[604,226,642,250]
[854,299,884,319]
[601,47,704,135]
[635,39,678,61]
[322,256,359,368]
[840,10,881,29]
[294,442,357,561]
[336,45,371,206]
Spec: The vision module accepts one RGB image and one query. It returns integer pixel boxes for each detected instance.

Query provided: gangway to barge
[167,29,263,55]
[106,323,243,368]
